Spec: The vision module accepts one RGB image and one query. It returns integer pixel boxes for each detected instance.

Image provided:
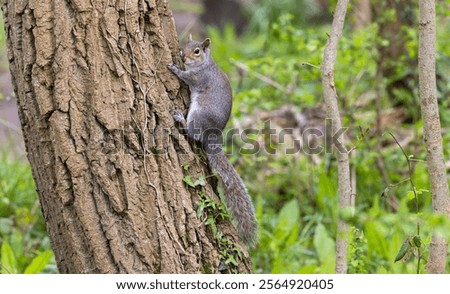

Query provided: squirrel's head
[180,35,211,68]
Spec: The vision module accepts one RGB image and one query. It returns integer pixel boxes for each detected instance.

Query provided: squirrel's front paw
[167,64,178,73]
[173,110,185,123]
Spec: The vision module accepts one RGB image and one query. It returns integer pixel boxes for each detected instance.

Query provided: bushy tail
[207,150,258,247]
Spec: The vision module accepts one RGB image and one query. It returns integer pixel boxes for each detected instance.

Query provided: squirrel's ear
[188,34,193,41]
[202,38,211,50]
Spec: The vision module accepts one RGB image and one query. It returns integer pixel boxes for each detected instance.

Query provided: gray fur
[169,37,258,246]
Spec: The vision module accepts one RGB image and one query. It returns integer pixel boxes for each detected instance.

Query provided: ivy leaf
[183,175,196,188]
[193,176,206,187]
[234,246,243,259]
[181,163,190,171]
[196,200,205,218]
[205,217,217,236]
[183,175,206,188]
[225,255,238,266]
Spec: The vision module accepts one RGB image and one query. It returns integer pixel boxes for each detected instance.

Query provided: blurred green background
[0,0,449,273]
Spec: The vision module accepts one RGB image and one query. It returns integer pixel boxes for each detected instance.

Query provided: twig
[298,62,321,70]
[387,131,421,274]
[230,60,290,93]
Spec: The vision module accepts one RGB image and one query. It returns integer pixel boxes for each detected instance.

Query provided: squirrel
[168,35,258,247]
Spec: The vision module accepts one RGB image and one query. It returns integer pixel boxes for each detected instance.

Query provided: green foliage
[183,170,243,272]
[196,189,243,273]
[183,175,206,188]
[1,241,17,273]
[196,190,231,225]
[232,14,327,115]
[0,153,56,273]
[209,2,450,274]
[348,227,368,273]
[23,250,53,274]
[245,0,330,34]
[253,198,306,273]
[313,223,335,273]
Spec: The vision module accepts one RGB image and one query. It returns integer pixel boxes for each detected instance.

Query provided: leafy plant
[210,6,450,273]
[0,152,56,273]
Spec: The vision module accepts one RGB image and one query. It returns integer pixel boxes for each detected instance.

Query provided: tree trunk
[372,0,416,118]
[2,0,251,273]
[352,0,371,29]
[321,0,351,274]
[418,0,450,274]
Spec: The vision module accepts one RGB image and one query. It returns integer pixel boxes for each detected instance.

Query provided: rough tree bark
[2,0,252,273]
[321,0,351,274]
[418,0,450,274]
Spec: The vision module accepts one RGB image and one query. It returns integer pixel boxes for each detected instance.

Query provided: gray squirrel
[168,36,257,247]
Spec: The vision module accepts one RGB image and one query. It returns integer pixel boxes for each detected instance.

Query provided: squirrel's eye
[194,48,200,55]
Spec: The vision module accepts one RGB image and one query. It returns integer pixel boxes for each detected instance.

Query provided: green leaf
[274,199,299,241]
[193,176,206,187]
[313,223,336,264]
[225,255,238,266]
[205,217,217,236]
[364,219,388,257]
[183,175,196,188]
[1,241,18,274]
[406,190,415,200]
[377,266,388,274]
[181,163,190,171]
[196,200,205,218]
[416,188,429,195]
[412,235,422,248]
[24,250,53,274]
[297,264,317,274]
[394,238,410,262]
[183,175,206,188]
[234,246,243,259]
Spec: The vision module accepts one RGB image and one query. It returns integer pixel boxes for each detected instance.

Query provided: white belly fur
[187,92,200,124]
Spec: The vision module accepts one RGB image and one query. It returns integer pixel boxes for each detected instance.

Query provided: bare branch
[231,60,291,93]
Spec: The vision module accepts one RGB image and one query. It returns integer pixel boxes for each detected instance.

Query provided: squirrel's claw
[168,64,178,72]
[173,110,185,124]
[173,110,187,129]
